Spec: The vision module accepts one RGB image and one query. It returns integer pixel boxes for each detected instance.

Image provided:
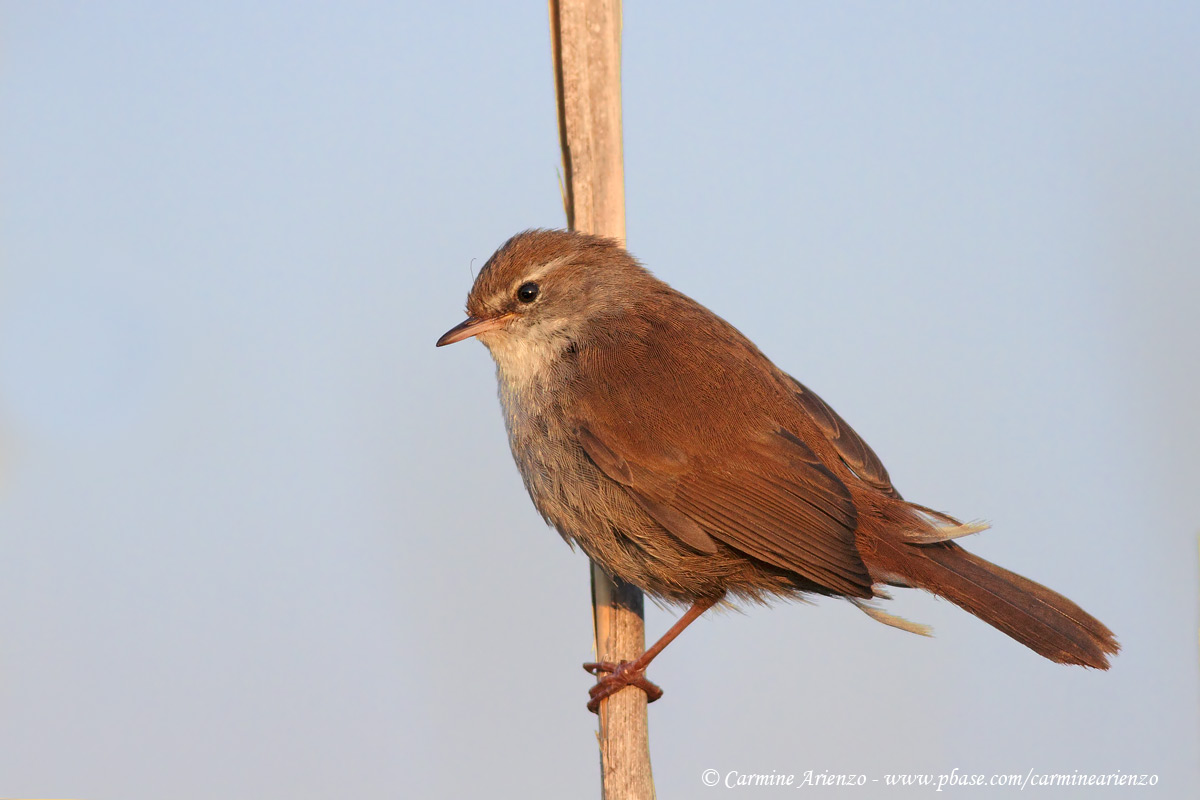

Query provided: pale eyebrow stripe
[517,255,571,287]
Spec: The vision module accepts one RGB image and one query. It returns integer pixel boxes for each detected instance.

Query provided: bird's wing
[781,373,900,498]
[569,317,873,598]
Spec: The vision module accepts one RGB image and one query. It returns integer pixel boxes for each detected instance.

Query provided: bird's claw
[582,660,663,713]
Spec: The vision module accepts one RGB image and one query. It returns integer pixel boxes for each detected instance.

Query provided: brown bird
[437,229,1118,712]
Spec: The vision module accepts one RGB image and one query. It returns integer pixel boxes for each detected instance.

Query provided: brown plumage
[438,229,1118,708]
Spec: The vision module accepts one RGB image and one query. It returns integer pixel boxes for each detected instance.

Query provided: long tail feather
[867,538,1119,668]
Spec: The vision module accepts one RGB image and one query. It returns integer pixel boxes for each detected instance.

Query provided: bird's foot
[582,660,663,714]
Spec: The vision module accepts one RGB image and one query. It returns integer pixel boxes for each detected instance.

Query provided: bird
[437,228,1118,712]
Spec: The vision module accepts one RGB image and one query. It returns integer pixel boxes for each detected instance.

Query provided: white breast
[481,322,580,506]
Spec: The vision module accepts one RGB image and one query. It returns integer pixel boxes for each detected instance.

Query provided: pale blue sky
[2,2,1198,797]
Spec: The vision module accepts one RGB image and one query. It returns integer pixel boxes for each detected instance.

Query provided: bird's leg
[582,594,721,714]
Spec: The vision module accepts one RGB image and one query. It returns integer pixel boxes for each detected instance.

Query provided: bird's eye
[516,282,540,303]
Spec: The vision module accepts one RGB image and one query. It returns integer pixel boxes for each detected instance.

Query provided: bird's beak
[436,314,514,347]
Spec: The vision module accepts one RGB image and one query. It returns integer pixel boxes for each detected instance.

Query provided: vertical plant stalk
[550,1,656,797]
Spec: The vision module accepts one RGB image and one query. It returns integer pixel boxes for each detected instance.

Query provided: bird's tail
[866,537,1119,668]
